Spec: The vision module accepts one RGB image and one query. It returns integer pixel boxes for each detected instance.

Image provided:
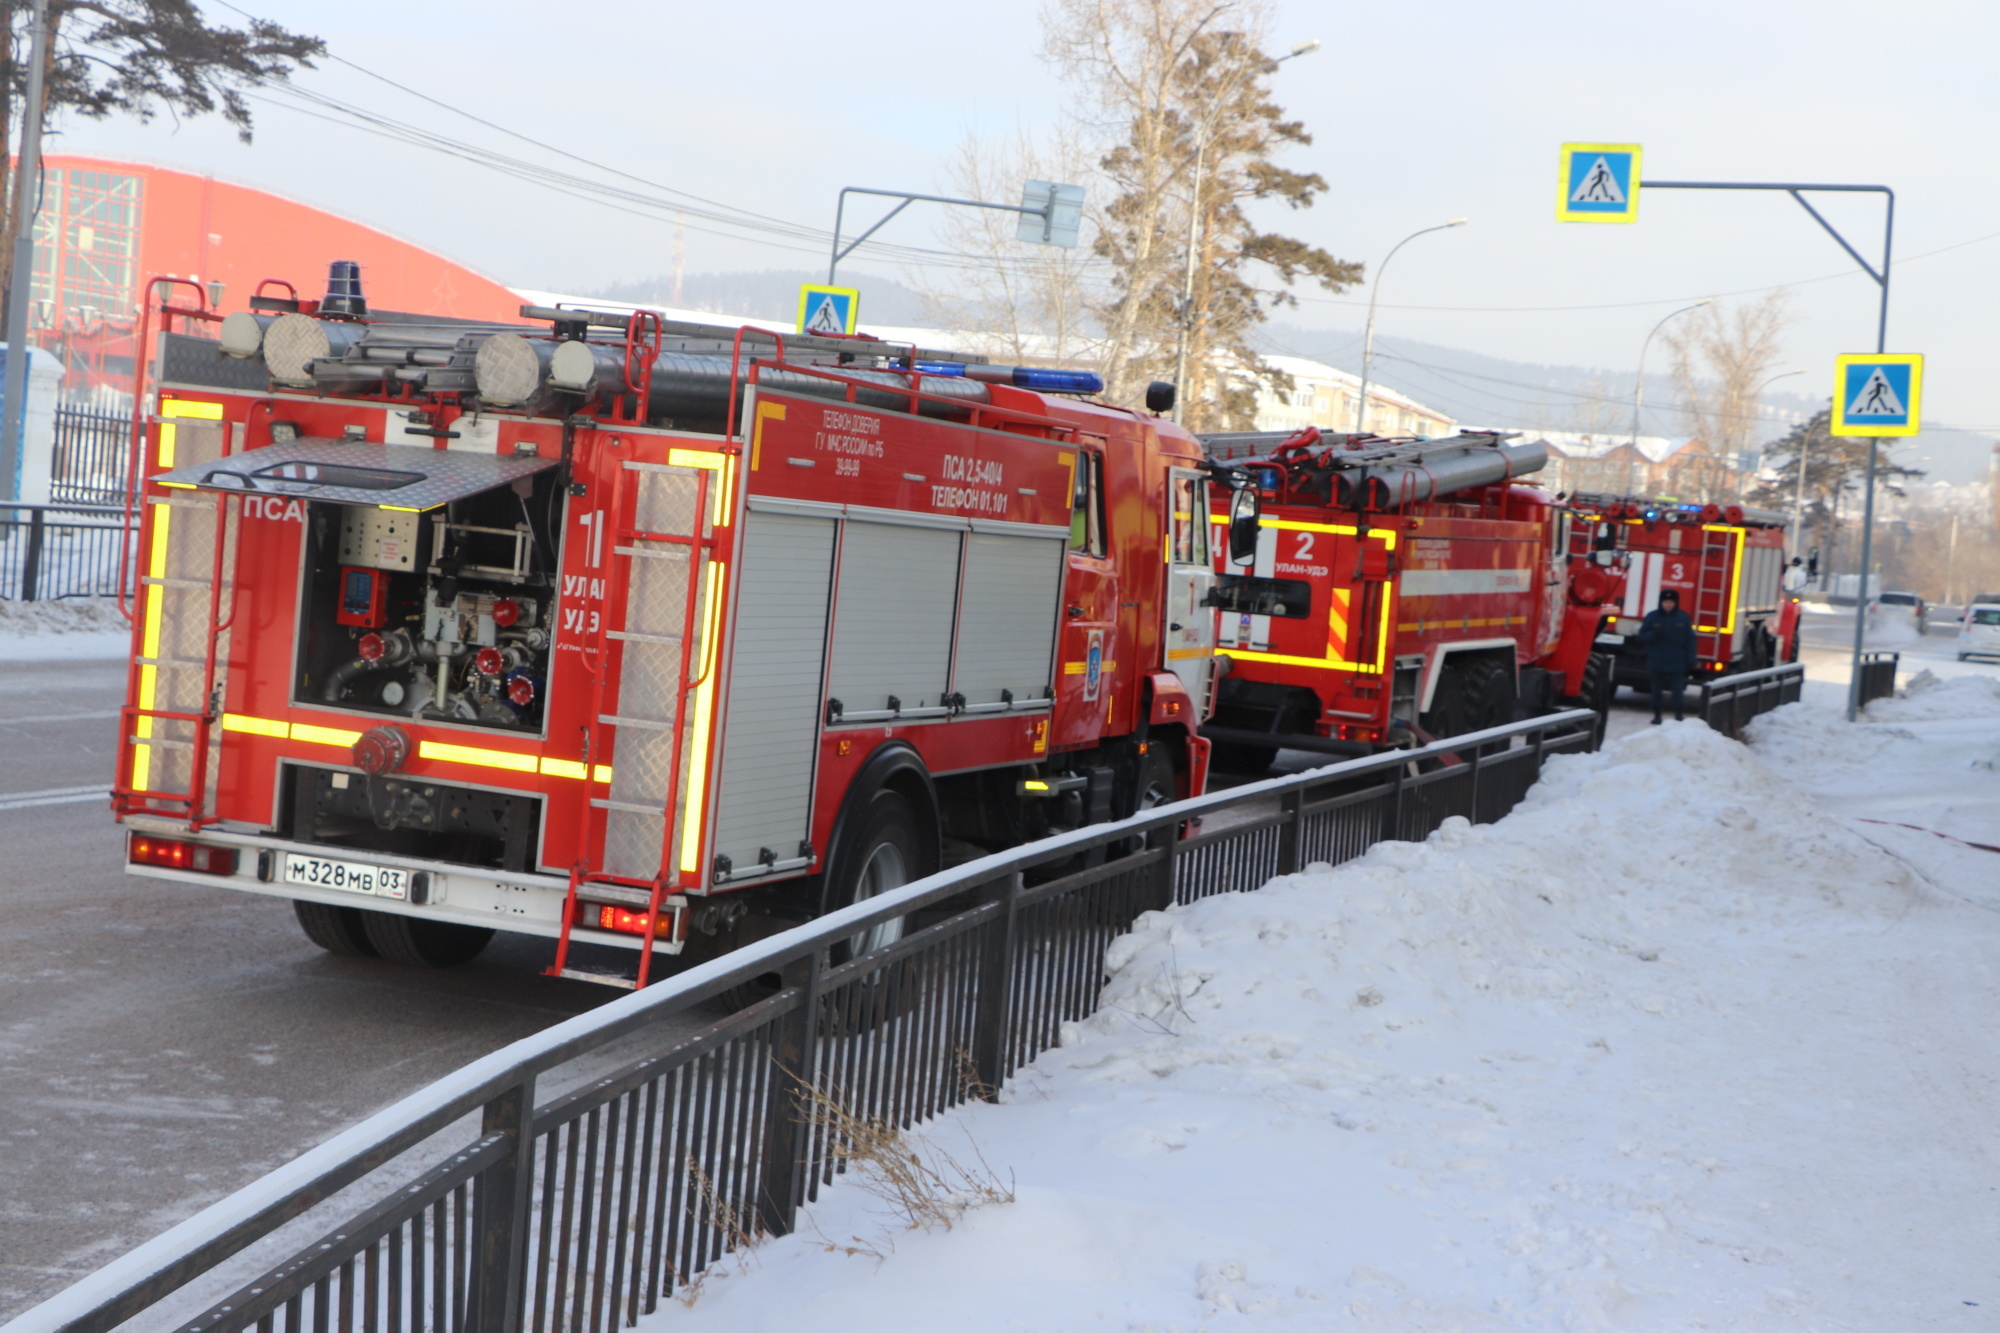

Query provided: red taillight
[130,836,237,876]
[596,905,672,937]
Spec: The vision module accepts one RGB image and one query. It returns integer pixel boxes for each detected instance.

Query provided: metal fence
[10,710,1601,1333]
[1856,651,1900,708]
[51,402,134,506]
[0,502,133,600]
[1695,662,1806,739]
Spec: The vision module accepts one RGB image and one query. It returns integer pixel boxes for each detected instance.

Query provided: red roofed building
[23,155,522,393]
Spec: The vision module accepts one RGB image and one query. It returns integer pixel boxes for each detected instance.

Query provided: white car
[1867,590,1927,636]
[1960,604,2000,661]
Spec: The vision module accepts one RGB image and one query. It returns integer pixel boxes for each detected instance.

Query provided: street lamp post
[1351,218,1466,434]
[1621,298,1712,496]
[1170,38,1319,420]
[1743,366,1804,506]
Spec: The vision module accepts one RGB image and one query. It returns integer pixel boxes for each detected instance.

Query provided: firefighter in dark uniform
[1636,589,1698,724]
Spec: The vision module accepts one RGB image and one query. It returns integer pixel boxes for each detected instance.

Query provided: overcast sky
[57,0,2000,463]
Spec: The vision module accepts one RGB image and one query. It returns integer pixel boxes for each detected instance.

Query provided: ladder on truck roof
[545,456,719,990]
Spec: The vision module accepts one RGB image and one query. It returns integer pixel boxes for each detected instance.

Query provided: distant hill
[586,272,1993,483]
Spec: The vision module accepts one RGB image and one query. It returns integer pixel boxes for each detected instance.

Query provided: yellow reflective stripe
[1165,648,1209,660]
[157,398,224,469]
[1258,518,1399,551]
[1063,661,1086,675]
[1701,524,1746,635]
[130,506,174,790]
[292,723,363,747]
[668,448,723,470]
[1329,587,1351,652]
[418,740,537,773]
[215,714,611,782]
[679,561,726,874]
[749,400,786,472]
[221,713,288,738]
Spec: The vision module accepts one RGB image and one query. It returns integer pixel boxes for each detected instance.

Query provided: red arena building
[27,155,523,393]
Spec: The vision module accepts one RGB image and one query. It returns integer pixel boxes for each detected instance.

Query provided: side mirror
[1145,381,1177,414]
[1227,487,1259,566]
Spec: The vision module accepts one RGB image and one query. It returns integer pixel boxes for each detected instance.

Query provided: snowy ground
[649,678,2000,1331]
[0,597,131,661]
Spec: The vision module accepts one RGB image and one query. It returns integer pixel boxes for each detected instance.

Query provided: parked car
[1867,590,1928,635]
[1959,603,2000,661]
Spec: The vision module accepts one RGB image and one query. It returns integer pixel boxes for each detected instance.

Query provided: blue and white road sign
[797,284,860,336]
[1830,353,1923,437]
[1557,143,1642,223]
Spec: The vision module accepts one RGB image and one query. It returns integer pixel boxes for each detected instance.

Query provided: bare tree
[1663,291,1790,469]
[911,122,1102,366]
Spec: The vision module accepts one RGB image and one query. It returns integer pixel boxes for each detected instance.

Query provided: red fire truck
[1196,428,1625,770]
[112,268,1223,986]
[1564,493,1799,687]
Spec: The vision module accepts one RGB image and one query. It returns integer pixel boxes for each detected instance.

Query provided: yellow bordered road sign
[1831,353,1923,437]
[1558,143,1642,223]
[797,284,860,335]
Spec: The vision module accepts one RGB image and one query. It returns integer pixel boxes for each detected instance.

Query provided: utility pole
[0,0,50,510]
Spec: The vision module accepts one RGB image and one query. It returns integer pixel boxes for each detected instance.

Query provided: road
[0,657,706,1320]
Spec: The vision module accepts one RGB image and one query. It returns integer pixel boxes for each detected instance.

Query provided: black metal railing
[51,402,134,506]
[1695,662,1806,739]
[7,710,1601,1333]
[0,502,132,601]
[1856,651,1899,708]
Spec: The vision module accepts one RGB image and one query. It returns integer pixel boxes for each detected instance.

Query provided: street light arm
[1354,218,1467,432]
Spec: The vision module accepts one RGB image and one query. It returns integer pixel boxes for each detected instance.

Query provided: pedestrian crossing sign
[797,284,860,336]
[1830,353,1922,436]
[1557,143,1642,223]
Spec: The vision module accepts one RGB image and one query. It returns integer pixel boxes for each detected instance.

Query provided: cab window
[1170,475,1209,565]
[1069,450,1105,557]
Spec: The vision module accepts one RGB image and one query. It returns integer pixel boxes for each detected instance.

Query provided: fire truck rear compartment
[284,764,541,873]
[293,470,563,731]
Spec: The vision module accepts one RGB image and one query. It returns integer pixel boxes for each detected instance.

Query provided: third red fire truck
[1196,427,1626,770]
[111,266,1228,986]
[1564,493,1798,689]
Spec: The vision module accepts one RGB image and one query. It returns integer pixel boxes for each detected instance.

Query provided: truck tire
[1457,658,1514,754]
[824,788,934,968]
[293,900,377,958]
[362,912,494,967]
[1575,651,1615,714]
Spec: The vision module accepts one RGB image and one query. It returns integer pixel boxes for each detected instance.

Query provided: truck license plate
[283,852,409,900]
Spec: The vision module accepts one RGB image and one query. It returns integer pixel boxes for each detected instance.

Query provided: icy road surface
[650,676,2000,1332]
[0,656,712,1319]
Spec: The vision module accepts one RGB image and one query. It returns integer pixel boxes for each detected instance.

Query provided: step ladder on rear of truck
[545,454,721,990]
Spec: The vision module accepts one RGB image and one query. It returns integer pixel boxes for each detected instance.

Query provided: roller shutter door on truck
[826,519,963,716]
[710,511,837,878]
[952,530,1064,706]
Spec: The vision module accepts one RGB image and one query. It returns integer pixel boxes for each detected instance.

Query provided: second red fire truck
[1196,427,1627,771]
[112,266,1233,986]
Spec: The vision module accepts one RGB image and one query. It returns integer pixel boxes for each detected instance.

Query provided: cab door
[1165,469,1218,708]
[1052,443,1118,748]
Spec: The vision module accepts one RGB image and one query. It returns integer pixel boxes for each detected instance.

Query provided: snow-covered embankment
[658,681,2000,1331]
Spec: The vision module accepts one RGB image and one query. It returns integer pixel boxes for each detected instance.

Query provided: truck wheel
[1457,659,1514,755]
[824,789,934,968]
[1576,651,1614,713]
[294,900,377,957]
[362,912,494,967]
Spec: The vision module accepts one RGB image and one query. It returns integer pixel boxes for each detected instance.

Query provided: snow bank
[655,719,2000,1331]
[0,597,131,660]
